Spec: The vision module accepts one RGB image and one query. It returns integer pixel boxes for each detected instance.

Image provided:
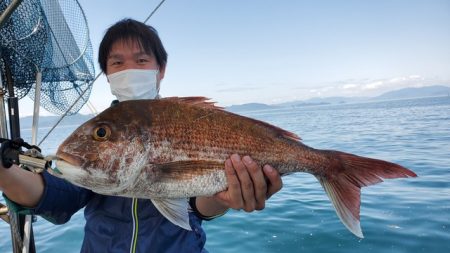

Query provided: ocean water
[1,96,449,253]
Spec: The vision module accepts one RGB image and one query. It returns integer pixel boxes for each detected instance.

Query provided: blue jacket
[9,171,208,253]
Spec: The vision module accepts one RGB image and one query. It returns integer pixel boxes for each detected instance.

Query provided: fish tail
[316,150,417,238]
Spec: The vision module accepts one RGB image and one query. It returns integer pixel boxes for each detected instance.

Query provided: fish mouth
[55,151,83,167]
[51,151,87,179]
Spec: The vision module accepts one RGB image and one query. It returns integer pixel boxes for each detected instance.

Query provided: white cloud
[335,75,432,94]
[363,81,384,90]
[388,77,407,83]
[343,84,358,89]
[290,75,449,101]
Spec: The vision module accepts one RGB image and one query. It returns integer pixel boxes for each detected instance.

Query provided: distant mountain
[279,96,368,107]
[372,85,450,100]
[15,85,450,126]
[304,96,368,104]
[226,103,276,112]
[277,85,450,107]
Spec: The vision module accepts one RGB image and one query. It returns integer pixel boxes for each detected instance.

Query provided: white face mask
[107,69,160,102]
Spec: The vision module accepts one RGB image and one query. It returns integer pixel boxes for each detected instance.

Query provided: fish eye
[92,125,111,141]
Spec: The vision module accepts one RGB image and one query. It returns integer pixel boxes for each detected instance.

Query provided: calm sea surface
[1,96,449,252]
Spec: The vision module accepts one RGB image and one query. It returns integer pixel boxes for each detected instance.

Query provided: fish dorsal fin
[151,198,191,231]
[161,96,223,110]
[161,96,301,142]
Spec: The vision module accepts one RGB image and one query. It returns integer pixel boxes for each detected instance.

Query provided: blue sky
[19,0,450,115]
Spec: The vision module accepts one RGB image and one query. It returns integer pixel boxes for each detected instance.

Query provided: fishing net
[0,0,95,115]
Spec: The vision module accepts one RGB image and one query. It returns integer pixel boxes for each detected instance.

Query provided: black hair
[98,18,168,73]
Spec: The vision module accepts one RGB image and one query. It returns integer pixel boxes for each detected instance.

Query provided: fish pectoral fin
[151,198,191,231]
[0,203,10,224]
[0,214,10,224]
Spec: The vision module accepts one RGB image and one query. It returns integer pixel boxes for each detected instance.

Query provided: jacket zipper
[129,198,139,253]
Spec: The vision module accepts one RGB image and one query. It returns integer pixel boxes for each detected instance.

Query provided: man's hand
[214,154,282,212]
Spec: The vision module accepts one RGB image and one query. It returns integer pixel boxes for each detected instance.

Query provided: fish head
[53,102,151,194]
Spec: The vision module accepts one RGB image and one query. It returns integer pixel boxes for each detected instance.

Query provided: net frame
[0,0,95,115]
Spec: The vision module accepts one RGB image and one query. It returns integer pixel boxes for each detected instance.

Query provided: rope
[143,0,166,23]
[38,73,101,146]
[38,0,167,146]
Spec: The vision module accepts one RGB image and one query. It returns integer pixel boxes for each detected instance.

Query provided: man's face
[106,39,165,82]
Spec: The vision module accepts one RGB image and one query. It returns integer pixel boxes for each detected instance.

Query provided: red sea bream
[52,97,417,237]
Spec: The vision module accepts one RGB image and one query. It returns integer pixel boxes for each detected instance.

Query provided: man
[0,19,282,252]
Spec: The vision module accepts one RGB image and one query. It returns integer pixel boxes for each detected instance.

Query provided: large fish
[52,97,416,237]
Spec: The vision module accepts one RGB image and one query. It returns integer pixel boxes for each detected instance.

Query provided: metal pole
[22,71,42,253]
[31,72,41,145]
[0,0,24,29]
[5,72,20,140]
[2,57,36,253]
[1,2,35,251]
[0,72,8,138]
